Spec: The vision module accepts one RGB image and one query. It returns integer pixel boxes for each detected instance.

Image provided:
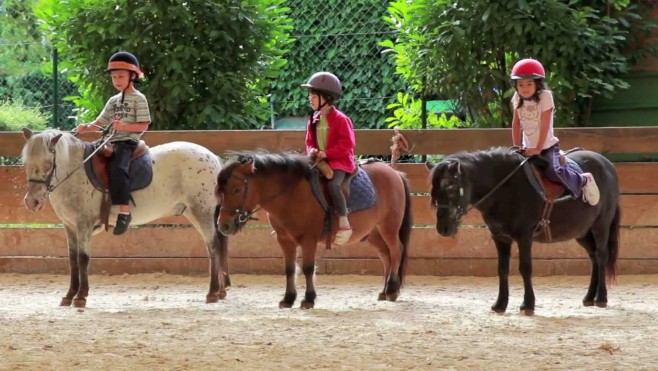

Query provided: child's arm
[112,121,150,132]
[527,108,553,156]
[511,110,521,147]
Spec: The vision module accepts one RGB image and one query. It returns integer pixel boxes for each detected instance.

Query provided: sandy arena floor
[0,273,656,370]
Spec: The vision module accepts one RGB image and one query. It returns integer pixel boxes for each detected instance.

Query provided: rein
[27,131,114,194]
[470,156,529,211]
[437,155,529,221]
[219,172,294,229]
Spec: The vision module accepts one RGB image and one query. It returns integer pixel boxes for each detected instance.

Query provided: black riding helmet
[106,51,144,82]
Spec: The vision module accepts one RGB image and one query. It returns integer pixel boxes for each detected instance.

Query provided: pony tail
[397,174,412,285]
[607,203,621,283]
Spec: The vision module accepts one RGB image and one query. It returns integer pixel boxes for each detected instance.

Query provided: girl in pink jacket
[302,72,356,245]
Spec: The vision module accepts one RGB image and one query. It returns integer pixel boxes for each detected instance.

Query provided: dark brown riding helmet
[301,72,343,99]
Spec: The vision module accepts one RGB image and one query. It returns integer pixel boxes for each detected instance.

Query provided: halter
[218,169,296,230]
[434,156,529,224]
[27,147,58,193]
[218,173,258,229]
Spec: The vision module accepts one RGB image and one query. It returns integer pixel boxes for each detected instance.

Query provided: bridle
[27,147,59,193]
[433,157,529,224]
[218,169,296,230]
[27,132,113,195]
[218,173,259,229]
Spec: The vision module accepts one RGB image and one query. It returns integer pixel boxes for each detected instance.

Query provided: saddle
[83,140,153,231]
[309,158,378,249]
[91,140,149,189]
[522,148,583,241]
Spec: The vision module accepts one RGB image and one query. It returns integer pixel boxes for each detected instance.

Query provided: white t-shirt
[512,90,559,150]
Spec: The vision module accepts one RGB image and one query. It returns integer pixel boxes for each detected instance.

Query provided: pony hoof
[218,290,227,300]
[300,300,314,309]
[377,293,386,301]
[60,298,73,306]
[491,306,506,314]
[522,309,535,316]
[279,301,293,309]
[206,295,219,304]
[595,301,607,308]
[386,293,399,302]
[72,298,86,308]
[583,300,594,307]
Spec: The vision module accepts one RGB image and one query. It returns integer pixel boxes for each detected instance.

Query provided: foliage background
[3,0,658,132]
[0,0,76,129]
[383,0,658,128]
[35,0,293,130]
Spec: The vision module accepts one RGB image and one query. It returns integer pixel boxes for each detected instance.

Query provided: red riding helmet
[511,58,545,80]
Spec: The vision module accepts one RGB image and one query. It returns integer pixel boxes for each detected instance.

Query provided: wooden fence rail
[2,128,657,276]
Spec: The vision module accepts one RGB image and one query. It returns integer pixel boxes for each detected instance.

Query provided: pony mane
[218,150,312,189]
[445,146,522,166]
[21,129,78,167]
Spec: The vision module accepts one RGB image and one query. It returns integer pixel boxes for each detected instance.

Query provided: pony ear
[49,134,63,149]
[447,160,461,174]
[425,161,435,171]
[22,128,33,140]
[240,159,255,174]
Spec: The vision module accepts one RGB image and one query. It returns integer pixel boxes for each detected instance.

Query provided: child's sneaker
[581,173,600,206]
[334,227,352,245]
[113,213,132,235]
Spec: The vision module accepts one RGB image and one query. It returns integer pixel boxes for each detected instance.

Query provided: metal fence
[0,43,77,130]
[2,0,404,132]
[269,0,405,129]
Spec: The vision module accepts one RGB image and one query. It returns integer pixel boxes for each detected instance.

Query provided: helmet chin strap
[120,72,138,104]
[308,94,330,124]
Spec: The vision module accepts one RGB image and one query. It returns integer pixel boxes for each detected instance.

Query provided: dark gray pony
[427,147,620,315]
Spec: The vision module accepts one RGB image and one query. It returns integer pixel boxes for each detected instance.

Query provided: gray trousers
[328,170,348,216]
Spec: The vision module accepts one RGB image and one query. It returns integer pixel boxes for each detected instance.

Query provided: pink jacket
[305,107,356,174]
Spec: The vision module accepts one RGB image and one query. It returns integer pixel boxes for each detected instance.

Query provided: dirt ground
[0,273,656,371]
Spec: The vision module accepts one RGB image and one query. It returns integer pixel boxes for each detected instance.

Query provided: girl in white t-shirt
[510,58,600,206]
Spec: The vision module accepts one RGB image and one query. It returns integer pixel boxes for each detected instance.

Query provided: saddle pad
[83,143,154,192]
[346,168,377,213]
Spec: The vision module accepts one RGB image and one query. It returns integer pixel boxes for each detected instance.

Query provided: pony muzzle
[24,194,46,211]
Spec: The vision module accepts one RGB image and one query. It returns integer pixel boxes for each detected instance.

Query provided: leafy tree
[0,0,47,76]
[383,0,657,127]
[36,0,293,129]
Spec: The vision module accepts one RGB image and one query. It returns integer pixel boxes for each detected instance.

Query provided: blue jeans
[538,144,584,198]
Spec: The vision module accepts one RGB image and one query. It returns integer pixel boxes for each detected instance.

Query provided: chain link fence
[1,2,78,132]
[2,0,404,133]
[0,45,77,130]
[268,0,405,129]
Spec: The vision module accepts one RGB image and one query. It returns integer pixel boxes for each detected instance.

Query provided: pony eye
[233,188,242,194]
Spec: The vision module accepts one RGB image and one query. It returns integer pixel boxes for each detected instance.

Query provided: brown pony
[215,151,412,309]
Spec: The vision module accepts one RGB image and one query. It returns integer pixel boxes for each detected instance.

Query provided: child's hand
[526,148,541,156]
[112,120,124,131]
[75,123,92,133]
[317,151,327,159]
